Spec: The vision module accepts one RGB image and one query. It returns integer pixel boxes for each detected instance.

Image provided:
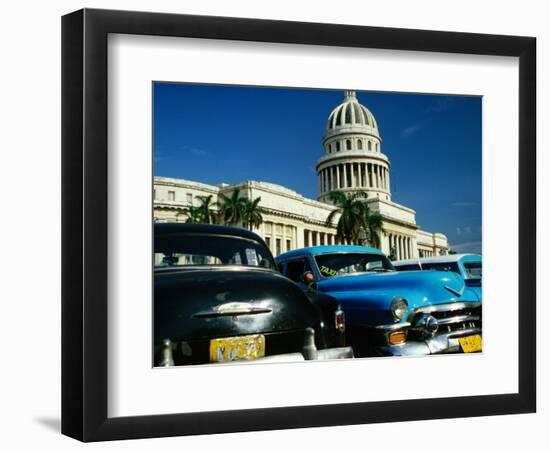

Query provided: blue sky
[153,83,482,253]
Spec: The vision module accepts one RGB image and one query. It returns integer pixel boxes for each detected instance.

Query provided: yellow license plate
[459,334,482,353]
[209,334,265,362]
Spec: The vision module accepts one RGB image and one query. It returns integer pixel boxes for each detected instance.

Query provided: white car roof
[393,253,480,266]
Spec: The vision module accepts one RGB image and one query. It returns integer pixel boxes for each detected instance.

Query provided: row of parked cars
[154,223,482,367]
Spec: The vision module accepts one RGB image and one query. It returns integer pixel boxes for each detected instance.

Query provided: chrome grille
[408,302,481,338]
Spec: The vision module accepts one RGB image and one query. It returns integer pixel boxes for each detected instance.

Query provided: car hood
[316,270,475,326]
[154,267,319,343]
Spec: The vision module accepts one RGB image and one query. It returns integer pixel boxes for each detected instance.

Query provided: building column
[343,163,348,188]
[380,232,389,255]
[271,224,276,254]
[395,235,401,259]
[296,225,304,249]
[336,165,341,188]
[411,237,418,258]
[367,163,371,187]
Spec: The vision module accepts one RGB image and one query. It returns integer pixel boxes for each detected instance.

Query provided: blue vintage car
[275,246,482,357]
[393,254,482,296]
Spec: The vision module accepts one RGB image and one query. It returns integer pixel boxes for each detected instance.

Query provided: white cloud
[451,202,477,207]
[190,147,208,156]
[451,241,482,254]
[402,123,423,138]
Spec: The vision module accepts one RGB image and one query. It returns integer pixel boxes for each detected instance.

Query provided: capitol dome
[326,91,379,137]
[317,90,391,203]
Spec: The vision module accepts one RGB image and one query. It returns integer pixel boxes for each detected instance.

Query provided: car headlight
[390,297,408,322]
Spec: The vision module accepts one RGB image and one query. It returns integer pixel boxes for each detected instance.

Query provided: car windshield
[314,252,394,277]
[421,262,460,275]
[155,233,276,270]
[463,261,482,279]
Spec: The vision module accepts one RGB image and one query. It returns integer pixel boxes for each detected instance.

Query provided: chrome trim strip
[437,314,481,326]
[193,307,273,318]
[444,284,464,297]
[411,301,481,316]
[376,321,411,331]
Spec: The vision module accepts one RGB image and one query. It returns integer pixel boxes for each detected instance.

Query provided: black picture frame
[61,8,536,442]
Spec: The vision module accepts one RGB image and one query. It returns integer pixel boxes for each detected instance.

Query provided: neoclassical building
[154,91,448,259]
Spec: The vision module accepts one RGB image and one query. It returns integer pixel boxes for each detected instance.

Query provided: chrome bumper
[316,346,355,360]
[377,328,482,357]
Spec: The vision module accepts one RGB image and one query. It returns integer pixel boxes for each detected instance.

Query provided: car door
[285,258,309,286]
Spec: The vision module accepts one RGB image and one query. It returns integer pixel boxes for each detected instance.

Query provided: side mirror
[303,271,315,286]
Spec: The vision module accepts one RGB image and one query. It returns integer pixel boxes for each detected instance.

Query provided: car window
[286,259,306,282]
[315,252,394,277]
[463,261,482,279]
[394,264,421,271]
[421,262,460,274]
[154,233,276,270]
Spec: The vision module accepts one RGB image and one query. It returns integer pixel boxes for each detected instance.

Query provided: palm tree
[181,205,203,224]
[216,188,247,225]
[243,197,265,230]
[363,207,384,249]
[325,191,369,244]
[195,195,218,224]
[325,191,384,247]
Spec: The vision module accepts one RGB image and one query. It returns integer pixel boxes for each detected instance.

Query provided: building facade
[154,91,449,259]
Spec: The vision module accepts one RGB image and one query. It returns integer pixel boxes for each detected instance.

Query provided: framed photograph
[62,8,536,442]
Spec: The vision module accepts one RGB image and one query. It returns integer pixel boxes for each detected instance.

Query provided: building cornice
[316,151,390,170]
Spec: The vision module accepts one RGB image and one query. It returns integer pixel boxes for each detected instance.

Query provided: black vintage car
[154,223,353,366]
